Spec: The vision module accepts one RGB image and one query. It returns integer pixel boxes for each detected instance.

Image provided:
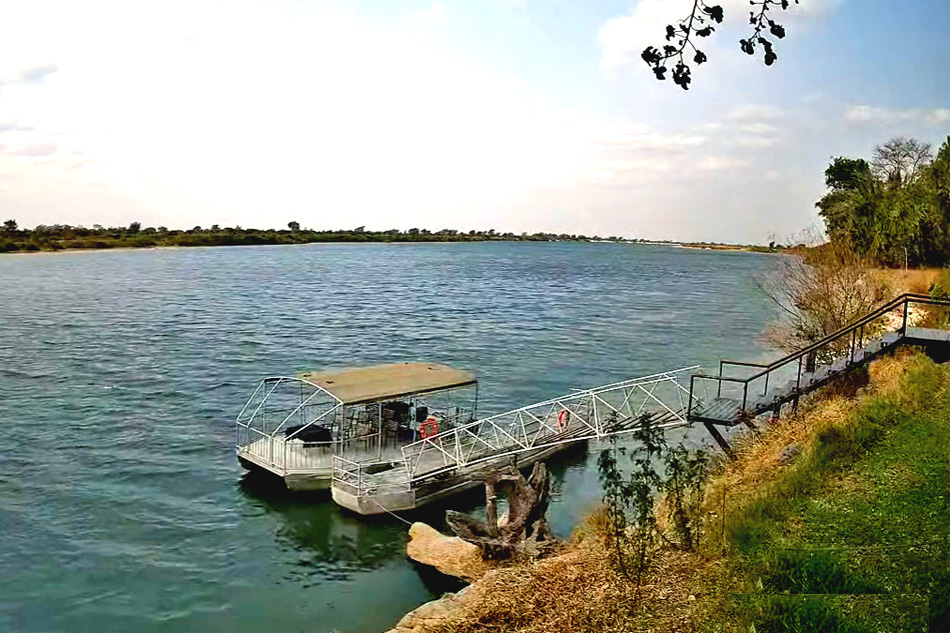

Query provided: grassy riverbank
[423,350,949,632]
[704,350,949,632]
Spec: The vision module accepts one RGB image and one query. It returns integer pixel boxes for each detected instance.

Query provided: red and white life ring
[420,416,439,439]
[557,409,570,430]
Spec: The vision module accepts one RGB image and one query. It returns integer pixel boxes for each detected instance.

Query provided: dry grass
[875,267,940,295]
[429,531,717,633]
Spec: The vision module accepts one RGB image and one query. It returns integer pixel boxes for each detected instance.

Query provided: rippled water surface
[0,242,773,632]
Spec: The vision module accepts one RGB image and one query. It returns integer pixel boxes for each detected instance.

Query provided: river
[0,242,773,632]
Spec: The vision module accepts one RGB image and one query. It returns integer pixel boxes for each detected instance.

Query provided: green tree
[287,221,300,231]
[815,137,949,267]
[824,157,871,191]
[2,219,17,234]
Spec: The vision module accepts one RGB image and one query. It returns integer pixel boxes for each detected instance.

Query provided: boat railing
[331,455,412,498]
[399,366,700,482]
[236,376,342,441]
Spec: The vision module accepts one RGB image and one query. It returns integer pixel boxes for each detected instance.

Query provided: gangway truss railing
[397,366,702,482]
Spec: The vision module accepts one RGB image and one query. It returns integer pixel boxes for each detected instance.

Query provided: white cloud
[726,104,784,122]
[0,64,59,86]
[8,143,57,157]
[735,135,778,148]
[416,2,445,22]
[697,155,747,171]
[845,105,950,126]
[738,122,780,135]
[0,123,33,133]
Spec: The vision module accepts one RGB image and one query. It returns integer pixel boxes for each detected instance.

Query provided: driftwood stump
[445,462,557,559]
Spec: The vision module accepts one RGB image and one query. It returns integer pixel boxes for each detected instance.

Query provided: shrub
[661,444,707,551]
[597,417,666,590]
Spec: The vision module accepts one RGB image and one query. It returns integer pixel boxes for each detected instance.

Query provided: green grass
[718,354,950,632]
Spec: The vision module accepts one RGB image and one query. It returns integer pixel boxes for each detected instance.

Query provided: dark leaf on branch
[672,62,691,90]
[703,4,724,23]
[641,46,661,64]
[641,0,794,89]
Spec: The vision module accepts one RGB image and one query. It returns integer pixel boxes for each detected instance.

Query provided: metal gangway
[330,367,703,514]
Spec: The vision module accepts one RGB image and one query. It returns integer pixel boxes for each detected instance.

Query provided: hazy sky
[0,0,948,242]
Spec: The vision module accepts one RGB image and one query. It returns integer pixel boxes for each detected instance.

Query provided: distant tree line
[817,135,950,267]
[0,221,636,253]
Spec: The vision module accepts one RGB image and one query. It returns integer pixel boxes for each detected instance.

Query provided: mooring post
[704,422,734,459]
[796,356,803,392]
[901,299,909,336]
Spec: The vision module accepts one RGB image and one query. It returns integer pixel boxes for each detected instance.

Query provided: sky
[0,0,948,243]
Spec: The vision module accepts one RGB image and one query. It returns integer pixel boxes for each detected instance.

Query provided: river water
[0,242,773,633]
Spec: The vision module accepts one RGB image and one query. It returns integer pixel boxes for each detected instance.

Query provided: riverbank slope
[398,350,949,632]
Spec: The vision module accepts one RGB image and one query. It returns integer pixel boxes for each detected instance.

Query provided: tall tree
[816,136,948,267]
[872,137,934,187]
[2,219,17,234]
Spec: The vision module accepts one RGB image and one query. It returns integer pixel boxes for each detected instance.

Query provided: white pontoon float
[236,362,478,491]
[237,362,701,515]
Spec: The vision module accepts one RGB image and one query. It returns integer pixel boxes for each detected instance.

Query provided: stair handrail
[689,292,950,417]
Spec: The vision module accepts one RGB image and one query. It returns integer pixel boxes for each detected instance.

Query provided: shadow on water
[238,472,403,580]
[236,441,591,582]
[238,469,467,595]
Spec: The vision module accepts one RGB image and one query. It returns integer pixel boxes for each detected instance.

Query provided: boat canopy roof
[298,362,476,405]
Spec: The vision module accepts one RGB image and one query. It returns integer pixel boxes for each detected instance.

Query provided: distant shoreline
[675,242,782,253]
[0,223,784,255]
[0,238,785,256]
